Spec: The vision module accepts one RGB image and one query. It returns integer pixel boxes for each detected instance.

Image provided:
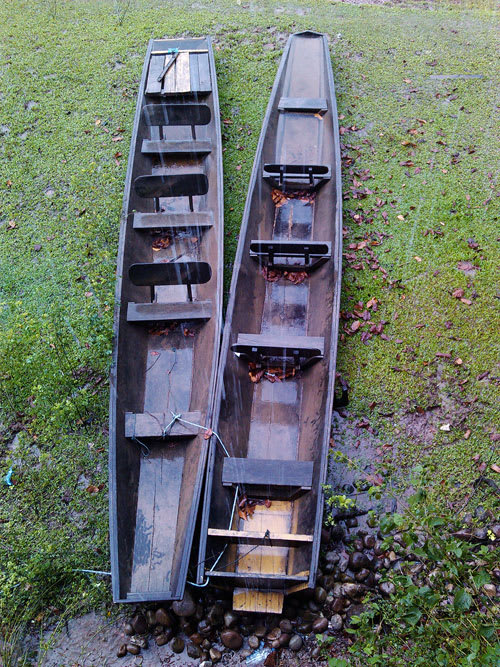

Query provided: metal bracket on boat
[249,239,331,272]
[231,333,324,371]
[263,163,331,191]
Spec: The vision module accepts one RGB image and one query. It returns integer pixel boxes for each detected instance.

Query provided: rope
[132,436,150,457]
[73,569,111,576]
[164,411,231,457]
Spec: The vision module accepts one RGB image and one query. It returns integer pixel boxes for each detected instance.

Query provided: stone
[355,568,371,582]
[312,616,328,633]
[201,639,211,650]
[248,635,260,649]
[187,643,201,659]
[279,618,293,633]
[199,662,213,667]
[379,581,396,597]
[126,643,140,655]
[207,604,224,626]
[353,538,364,552]
[171,637,185,653]
[155,633,170,647]
[330,597,344,614]
[210,647,222,662]
[330,524,345,542]
[490,524,500,539]
[278,633,290,647]
[254,624,267,637]
[172,590,196,617]
[146,610,156,627]
[346,517,358,528]
[223,610,238,628]
[267,627,281,641]
[289,634,303,651]
[314,586,327,604]
[116,644,127,658]
[342,583,364,599]
[190,632,203,645]
[198,619,212,637]
[329,614,343,632]
[482,584,497,597]
[130,636,148,649]
[123,623,134,636]
[131,614,147,635]
[349,551,369,572]
[311,646,321,659]
[155,607,173,626]
[220,629,243,650]
[363,534,376,549]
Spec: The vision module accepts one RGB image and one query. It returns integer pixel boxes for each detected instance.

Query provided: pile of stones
[116,512,500,664]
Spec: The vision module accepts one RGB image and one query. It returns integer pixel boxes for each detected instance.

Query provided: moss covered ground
[0,0,498,640]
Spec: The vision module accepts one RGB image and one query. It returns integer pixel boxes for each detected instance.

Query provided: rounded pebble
[312,616,328,633]
[116,644,127,658]
[126,643,140,655]
[171,637,185,653]
[172,590,196,617]
[131,614,147,635]
[220,629,243,650]
[329,614,343,631]
[289,634,303,651]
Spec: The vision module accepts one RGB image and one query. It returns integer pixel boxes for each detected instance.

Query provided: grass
[0,0,498,649]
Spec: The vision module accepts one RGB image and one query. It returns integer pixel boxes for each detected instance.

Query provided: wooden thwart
[278,97,328,113]
[125,411,202,439]
[250,239,331,272]
[141,139,212,156]
[222,457,313,490]
[208,528,313,548]
[231,332,324,369]
[133,211,213,230]
[127,300,212,323]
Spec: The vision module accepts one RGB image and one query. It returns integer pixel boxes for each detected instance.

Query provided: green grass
[0,0,498,639]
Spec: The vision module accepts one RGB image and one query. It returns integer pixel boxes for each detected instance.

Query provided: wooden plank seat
[146,50,212,96]
[263,163,331,190]
[129,260,212,305]
[250,239,331,272]
[132,211,213,231]
[125,411,202,439]
[207,571,309,588]
[278,97,328,113]
[142,103,211,148]
[231,333,324,370]
[141,139,212,156]
[207,528,313,549]
[134,173,208,213]
[222,457,313,500]
[127,300,212,323]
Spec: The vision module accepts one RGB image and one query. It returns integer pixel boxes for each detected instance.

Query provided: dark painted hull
[109,38,223,603]
[198,31,342,612]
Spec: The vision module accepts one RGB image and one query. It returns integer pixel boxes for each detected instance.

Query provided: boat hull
[198,31,342,613]
[109,37,223,603]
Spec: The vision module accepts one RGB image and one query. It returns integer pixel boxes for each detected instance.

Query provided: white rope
[165,411,230,457]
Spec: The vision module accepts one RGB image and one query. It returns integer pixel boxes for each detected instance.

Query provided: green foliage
[346,480,500,666]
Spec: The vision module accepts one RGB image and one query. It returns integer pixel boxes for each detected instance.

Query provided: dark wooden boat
[197,31,342,614]
[109,37,223,603]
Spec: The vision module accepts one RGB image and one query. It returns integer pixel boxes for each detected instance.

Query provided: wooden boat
[109,37,223,603]
[197,31,342,614]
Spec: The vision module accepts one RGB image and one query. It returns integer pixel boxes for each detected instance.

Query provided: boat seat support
[207,528,313,549]
[143,103,211,140]
[278,97,328,113]
[125,410,202,439]
[231,333,324,370]
[133,211,213,231]
[134,173,208,212]
[129,260,211,303]
[222,457,313,500]
[250,240,331,272]
[263,163,331,191]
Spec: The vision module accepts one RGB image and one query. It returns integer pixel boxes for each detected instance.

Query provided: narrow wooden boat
[197,31,342,614]
[109,37,223,603]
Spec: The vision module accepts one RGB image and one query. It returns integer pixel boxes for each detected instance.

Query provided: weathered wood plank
[222,457,313,488]
[197,53,211,92]
[146,55,165,94]
[208,528,313,548]
[233,332,324,357]
[141,139,212,156]
[127,301,212,323]
[125,411,202,438]
[278,97,328,113]
[133,211,213,230]
[175,51,191,93]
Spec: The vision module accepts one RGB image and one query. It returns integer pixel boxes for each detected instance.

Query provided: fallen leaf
[33,244,42,251]
[397,215,405,221]
[464,429,471,439]
[454,358,463,365]
[203,428,213,440]
[440,424,451,432]
[414,256,422,262]
[491,464,500,474]
[452,288,465,299]
[7,220,16,229]
[351,320,361,332]
[460,298,472,305]
[86,485,99,494]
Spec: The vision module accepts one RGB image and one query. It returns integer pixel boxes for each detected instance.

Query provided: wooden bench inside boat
[278,97,328,113]
[263,163,331,190]
[222,457,313,500]
[132,211,214,231]
[134,173,208,214]
[127,260,212,323]
[250,239,331,272]
[125,410,202,440]
[207,528,313,548]
[142,103,212,155]
[231,333,324,370]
